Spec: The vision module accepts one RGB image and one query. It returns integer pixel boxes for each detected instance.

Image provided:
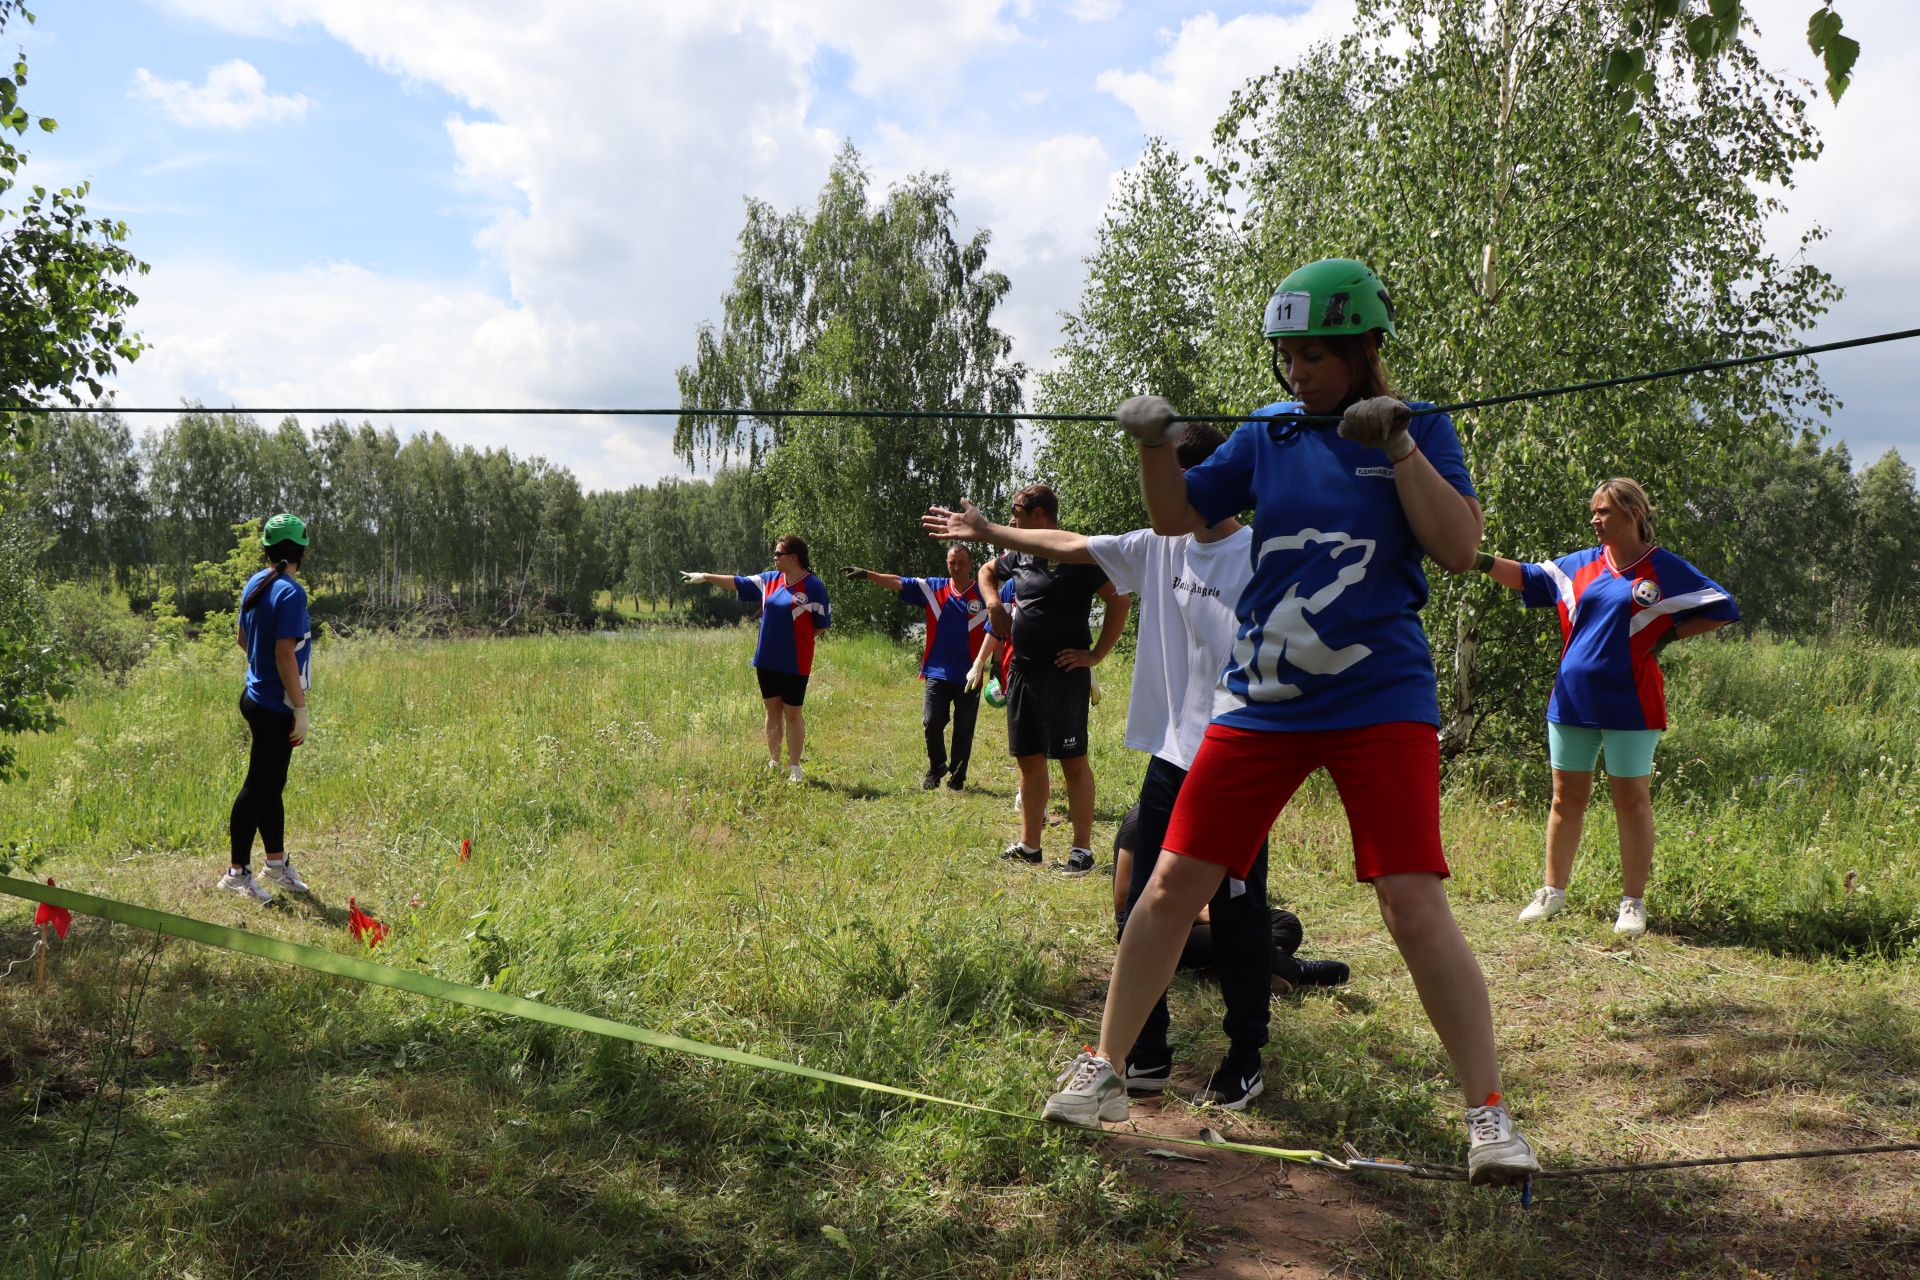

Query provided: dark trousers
[1122,754,1272,1057]
[230,693,295,866]
[922,677,981,782]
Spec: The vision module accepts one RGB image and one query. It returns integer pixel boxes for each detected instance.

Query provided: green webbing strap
[0,876,1334,1168]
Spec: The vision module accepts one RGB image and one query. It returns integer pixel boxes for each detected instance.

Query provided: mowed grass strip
[2,630,1917,1278]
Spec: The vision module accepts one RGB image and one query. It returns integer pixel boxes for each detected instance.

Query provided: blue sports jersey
[239,569,311,714]
[735,571,831,675]
[900,576,989,684]
[1520,545,1739,730]
[1184,402,1475,732]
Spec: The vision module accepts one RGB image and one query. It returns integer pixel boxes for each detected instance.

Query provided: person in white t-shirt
[925,423,1276,1109]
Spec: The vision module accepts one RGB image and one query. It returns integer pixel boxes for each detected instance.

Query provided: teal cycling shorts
[1547,723,1662,777]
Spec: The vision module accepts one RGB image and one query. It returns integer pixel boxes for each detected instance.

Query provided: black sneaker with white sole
[1123,1047,1173,1095]
[1053,846,1095,877]
[999,841,1043,865]
[1194,1053,1263,1110]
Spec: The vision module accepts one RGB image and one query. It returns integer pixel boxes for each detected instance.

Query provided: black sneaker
[945,771,966,791]
[999,841,1042,865]
[1294,958,1350,987]
[922,769,944,790]
[1054,847,1095,878]
[1194,1053,1263,1110]
[1123,1048,1173,1095]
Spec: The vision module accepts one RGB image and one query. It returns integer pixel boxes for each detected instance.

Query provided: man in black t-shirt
[980,483,1131,876]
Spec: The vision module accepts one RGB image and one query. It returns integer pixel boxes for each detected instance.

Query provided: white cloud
[1068,0,1121,21]
[1095,3,1354,163]
[132,60,310,129]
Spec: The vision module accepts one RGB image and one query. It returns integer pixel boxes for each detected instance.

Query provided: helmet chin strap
[1270,344,1292,393]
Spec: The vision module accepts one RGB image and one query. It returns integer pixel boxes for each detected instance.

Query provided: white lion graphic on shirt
[1224,528,1375,705]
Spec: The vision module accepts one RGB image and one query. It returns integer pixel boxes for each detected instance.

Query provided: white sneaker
[765,758,781,773]
[1516,886,1565,923]
[787,763,804,784]
[261,858,309,893]
[216,869,273,903]
[1614,897,1647,937]
[1465,1096,1540,1186]
[1041,1050,1129,1128]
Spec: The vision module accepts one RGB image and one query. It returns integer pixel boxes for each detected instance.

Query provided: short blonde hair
[1593,478,1655,544]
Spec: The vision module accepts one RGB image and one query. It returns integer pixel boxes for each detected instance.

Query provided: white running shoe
[1465,1096,1540,1187]
[787,763,804,785]
[765,758,781,773]
[216,869,273,903]
[1042,1050,1129,1128]
[261,858,309,893]
[1614,897,1647,937]
[1517,886,1566,923]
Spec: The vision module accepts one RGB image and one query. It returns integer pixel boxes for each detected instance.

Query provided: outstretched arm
[842,566,905,590]
[1472,554,1526,590]
[680,571,733,587]
[922,499,1095,564]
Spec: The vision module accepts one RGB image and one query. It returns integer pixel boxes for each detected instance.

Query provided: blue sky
[12,1,1916,489]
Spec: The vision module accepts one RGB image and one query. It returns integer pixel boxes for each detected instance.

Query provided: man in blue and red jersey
[845,544,991,790]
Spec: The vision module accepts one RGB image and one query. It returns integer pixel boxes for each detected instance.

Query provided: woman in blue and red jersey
[682,533,831,783]
[1481,478,1738,937]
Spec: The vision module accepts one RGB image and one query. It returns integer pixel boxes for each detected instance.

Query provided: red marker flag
[347,896,389,949]
[34,878,73,940]
[460,838,471,863]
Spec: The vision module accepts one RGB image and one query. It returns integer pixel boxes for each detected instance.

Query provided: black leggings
[230,693,294,866]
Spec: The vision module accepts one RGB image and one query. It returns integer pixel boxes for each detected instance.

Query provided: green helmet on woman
[1262,258,1397,341]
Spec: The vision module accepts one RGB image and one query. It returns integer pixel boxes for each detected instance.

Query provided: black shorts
[755,667,810,706]
[1005,661,1090,759]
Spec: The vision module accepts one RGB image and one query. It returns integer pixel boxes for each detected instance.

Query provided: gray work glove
[1116,394,1179,448]
[1338,396,1415,461]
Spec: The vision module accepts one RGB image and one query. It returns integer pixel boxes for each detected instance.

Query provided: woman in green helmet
[219,513,316,904]
[1043,259,1539,1187]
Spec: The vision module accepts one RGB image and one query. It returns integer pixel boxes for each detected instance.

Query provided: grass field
[2,628,1917,1278]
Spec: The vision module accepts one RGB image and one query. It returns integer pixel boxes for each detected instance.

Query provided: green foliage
[46,581,153,682]
[0,2,147,419]
[1035,138,1225,534]
[0,510,69,780]
[677,143,1024,631]
[1606,2,1860,108]
[1046,0,1839,753]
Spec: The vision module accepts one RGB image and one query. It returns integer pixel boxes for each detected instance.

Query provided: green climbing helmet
[1262,258,1396,341]
[261,513,309,547]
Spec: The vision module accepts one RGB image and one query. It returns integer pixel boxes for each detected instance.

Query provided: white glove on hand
[966,647,991,693]
[1116,394,1179,448]
[291,706,310,746]
[679,569,705,584]
[1338,397,1415,461]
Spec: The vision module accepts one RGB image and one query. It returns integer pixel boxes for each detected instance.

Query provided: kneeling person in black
[981,483,1130,874]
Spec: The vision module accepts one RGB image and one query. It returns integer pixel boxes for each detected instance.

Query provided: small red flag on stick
[348,896,389,949]
[34,878,72,940]
[460,838,471,863]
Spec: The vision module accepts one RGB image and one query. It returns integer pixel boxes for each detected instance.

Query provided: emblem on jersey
[1632,579,1661,608]
[792,592,809,605]
[968,599,983,613]
[1353,466,1393,479]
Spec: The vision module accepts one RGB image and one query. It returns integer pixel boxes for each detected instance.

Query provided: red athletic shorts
[1162,721,1449,883]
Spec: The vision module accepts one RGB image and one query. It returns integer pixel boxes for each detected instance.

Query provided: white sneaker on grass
[1517,886,1565,923]
[765,758,781,773]
[787,763,804,785]
[1614,897,1647,937]
[1042,1050,1129,1128]
[216,869,273,903]
[1465,1095,1540,1187]
[261,858,309,893]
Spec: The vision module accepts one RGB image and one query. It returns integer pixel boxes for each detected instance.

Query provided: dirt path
[1110,1097,1368,1278]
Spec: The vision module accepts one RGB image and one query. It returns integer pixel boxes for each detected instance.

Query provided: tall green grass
[2,630,1916,1278]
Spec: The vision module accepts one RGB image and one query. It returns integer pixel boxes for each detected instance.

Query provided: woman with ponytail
[220,513,316,903]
